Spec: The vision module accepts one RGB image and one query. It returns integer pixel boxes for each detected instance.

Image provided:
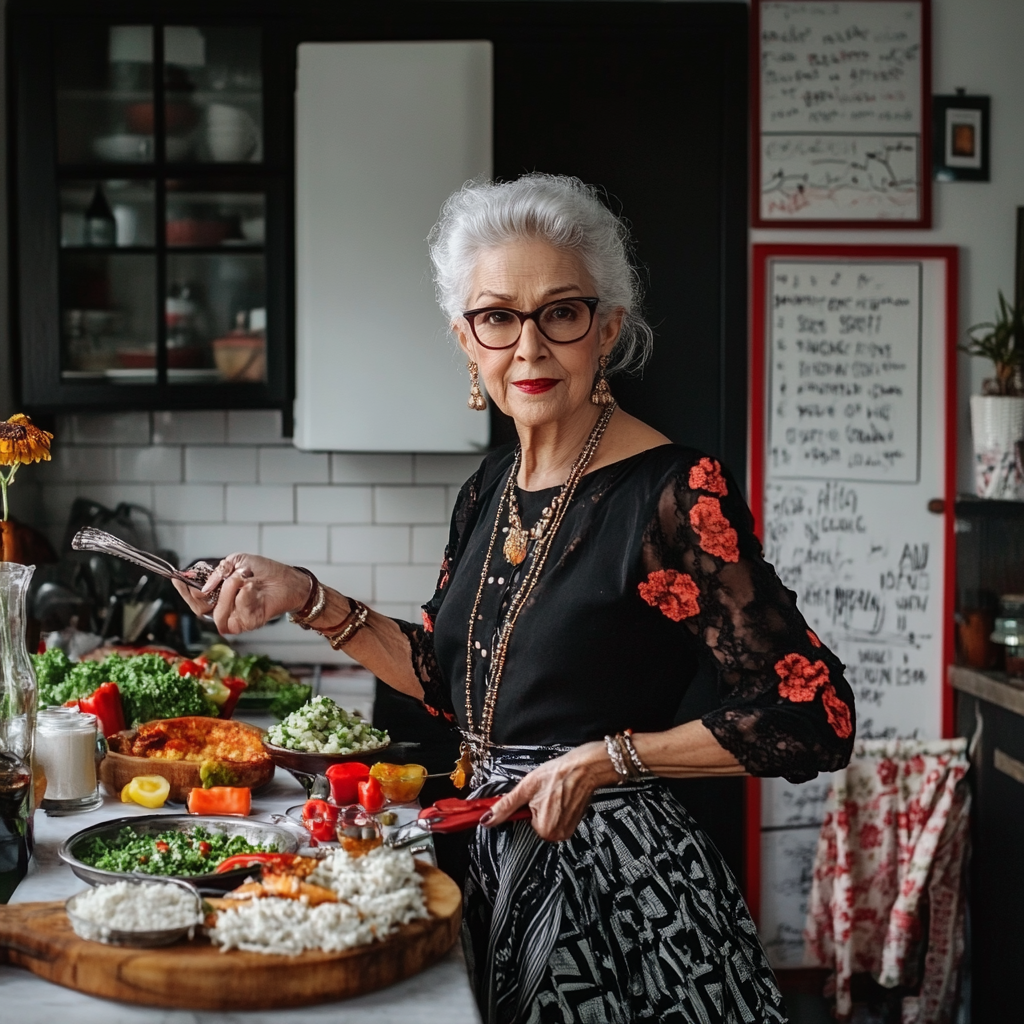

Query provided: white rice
[68,880,202,940]
[208,846,429,956]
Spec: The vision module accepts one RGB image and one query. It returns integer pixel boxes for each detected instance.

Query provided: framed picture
[752,0,932,228]
[933,93,990,181]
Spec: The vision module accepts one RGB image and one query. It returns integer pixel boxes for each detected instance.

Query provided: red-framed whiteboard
[745,244,957,963]
[751,0,933,229]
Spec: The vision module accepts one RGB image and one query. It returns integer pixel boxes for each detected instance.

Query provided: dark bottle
[0,753,32,905]
[84,184,116,247]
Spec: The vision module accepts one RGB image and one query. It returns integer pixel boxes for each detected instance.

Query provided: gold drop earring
[467,361,487,411]
[590,354,613,406]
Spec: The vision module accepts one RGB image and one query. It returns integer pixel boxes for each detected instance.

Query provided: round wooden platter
[0,863,462,1010]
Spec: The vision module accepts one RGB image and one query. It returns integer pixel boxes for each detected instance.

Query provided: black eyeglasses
[461,297,600,350]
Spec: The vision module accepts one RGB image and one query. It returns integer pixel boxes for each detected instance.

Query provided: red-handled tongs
[386,796,531,848]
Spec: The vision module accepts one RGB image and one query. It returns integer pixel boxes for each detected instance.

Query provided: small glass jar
[336,804,383,857]
[35,708,103,814]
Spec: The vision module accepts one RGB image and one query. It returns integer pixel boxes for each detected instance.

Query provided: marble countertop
[1,734,481,1024]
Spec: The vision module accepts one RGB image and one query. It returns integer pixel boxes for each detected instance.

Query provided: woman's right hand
[172,553,311,636]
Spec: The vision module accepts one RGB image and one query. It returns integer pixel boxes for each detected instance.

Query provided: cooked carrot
[186,785,251,816]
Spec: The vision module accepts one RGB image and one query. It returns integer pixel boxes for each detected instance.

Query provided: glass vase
[0,562,36,902]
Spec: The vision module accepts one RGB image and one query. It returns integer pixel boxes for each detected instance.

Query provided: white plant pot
[970,394,1024,499]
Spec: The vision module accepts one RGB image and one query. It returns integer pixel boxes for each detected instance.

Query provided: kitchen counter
[1,739,481,1024]
[949,664,1024,719]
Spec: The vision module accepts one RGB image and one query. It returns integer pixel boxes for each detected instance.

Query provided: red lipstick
[511,378,560,394]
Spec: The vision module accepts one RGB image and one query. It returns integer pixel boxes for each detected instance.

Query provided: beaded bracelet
[621,729,652,777]
[288,566,326,629]
[604,734,630,784]
[318,599,370,650]
[604,730,652,784]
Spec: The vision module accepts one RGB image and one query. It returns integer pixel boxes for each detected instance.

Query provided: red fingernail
[480,811,494,825]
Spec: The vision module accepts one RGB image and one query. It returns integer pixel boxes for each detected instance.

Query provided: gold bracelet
[289,579,326,629]
[318,599,370,650]
[621,729,652,776]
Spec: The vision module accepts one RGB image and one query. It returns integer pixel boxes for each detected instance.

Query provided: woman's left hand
[483,741,618,842]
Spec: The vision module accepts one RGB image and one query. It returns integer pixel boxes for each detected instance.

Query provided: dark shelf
[955,495,1024,519]
[60,245,155,254]
[57,162,278,179]
[166,244,264,255]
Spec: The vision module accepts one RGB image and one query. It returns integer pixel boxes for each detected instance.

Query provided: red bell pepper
[215,852,305,874]
[178,659,204,677]
[302,799,339,843]
[325,761,370,805]
[186,786,251,816]
[357,776,385,814]
[218,675,247,720]
[68,682,126,738]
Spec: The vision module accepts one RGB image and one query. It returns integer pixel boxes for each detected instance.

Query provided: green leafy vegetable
[32,652,217,726]
[202,644,311,719]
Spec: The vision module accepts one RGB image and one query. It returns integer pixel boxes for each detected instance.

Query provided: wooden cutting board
[0,864,462,1010]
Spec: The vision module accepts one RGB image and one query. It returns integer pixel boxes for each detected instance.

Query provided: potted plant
[961,292,1024,499]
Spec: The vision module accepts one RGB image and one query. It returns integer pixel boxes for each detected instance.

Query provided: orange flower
[822,684,853,739]
[775,653,830,702]
[637,569,700,622]
[0,414,52,467]
[688,457,728,496]
[807,629,822,648]
[688,496,739,562]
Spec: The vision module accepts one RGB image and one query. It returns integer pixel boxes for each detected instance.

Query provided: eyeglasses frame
[460,296,601,350]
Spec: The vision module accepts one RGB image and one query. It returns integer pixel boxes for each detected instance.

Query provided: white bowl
[92,134,152,162]
[240,216,265,243]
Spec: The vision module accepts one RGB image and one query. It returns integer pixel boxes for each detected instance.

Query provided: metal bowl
[65,876,203,947]
[59,814,300,891]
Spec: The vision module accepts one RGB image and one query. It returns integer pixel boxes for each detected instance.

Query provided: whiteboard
[751,247,956,967]
[756,1,928,224]
[294,42,493,452]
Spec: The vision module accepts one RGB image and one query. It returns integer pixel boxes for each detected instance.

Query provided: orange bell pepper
[186,786,251,816]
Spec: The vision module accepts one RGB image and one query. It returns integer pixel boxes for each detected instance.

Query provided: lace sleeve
[389,463,484,723]
[639,455,855,784]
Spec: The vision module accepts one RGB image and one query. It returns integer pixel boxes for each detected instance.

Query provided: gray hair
[428,173,654,376]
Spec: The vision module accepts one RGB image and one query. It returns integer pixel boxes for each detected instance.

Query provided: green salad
[266,695,389,754]
[201,644,312,719]
[32,649,216,726]
[76,825,275,876]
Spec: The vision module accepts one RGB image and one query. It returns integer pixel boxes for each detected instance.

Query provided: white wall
[752,0,1024,493]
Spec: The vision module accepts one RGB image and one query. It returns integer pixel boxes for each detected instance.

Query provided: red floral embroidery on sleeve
[423,703,440,717]
[422,609,434,633]
[688,457,728,496]
[821,684,853,738]
[775,653,830,701]
[688,496,740,563]
[807,629,822,647]
[637,569,700,621]
[774,653,852,738]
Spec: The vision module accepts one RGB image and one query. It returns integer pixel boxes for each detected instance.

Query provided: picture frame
[752,0,932,229]
[933,93,990,182]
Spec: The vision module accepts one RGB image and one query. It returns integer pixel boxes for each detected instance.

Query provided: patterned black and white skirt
[462,745,788,1024]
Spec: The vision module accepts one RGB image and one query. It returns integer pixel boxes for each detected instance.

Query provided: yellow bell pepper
[123,775,171,809]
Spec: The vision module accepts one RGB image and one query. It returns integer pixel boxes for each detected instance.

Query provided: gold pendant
[450,741,473,789]
[503,527,529,565]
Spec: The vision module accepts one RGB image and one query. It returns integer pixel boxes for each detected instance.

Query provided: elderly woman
[176,173,854,1024]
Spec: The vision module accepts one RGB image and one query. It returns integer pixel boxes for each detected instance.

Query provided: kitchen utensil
[64,877,202,947]
[58,814,299,890]
[0,863,461,1009]
[71,527,217,598]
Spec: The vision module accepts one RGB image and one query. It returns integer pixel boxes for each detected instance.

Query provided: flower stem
[0,470,8,522]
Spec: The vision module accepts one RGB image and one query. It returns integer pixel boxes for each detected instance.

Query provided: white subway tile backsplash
[259,447,330,484]
[153,484,225,523]
[165,523,259,565]
[296,486,372,524]
[227,409,286,445]
[373,602,420,622]
[374,486,447,524]
[226,485,294,524]
[375,564,440,604]
[153,411,227,445]
[48,444,116,483]
[185,446,257,483]
[331,453,413,484]
[329,525,409,564]
[261,524,328,563]
[414,453,482,485]
[38,484,82,528]
[300,564,374,602]
[62,484,155,518]
[70,412,151,446]
[412,525,448,565]
[115,446,182,483]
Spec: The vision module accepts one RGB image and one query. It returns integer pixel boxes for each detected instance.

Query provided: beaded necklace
[461,402,616,764]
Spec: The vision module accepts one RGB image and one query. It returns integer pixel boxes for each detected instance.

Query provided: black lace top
[394,444,854,784]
